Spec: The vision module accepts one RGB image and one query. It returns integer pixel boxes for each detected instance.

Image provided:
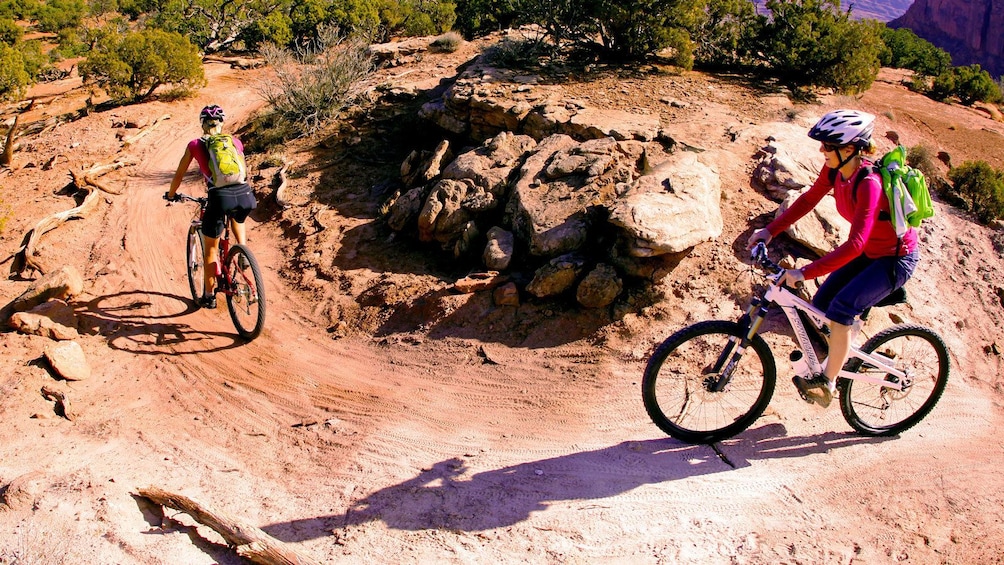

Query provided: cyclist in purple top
[165,105,256,309]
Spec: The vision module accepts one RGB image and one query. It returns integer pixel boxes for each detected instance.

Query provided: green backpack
[852,145,935,238]
[201,133,247,188]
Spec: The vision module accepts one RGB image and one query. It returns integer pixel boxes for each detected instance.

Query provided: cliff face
[890,0,1004,77]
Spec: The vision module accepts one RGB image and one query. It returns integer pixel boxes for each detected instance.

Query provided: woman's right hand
[746,228,772,250]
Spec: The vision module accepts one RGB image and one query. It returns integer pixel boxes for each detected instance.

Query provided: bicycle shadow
[76,290,252,354]
[261,425,895,542]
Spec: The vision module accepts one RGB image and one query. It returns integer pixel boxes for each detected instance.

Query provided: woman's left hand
[779,269,805,287]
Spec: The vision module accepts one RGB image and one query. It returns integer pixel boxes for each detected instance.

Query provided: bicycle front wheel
[185,226,206,303]
[840,324,949,436]
[224,244,266,340]
[642,320,777,444]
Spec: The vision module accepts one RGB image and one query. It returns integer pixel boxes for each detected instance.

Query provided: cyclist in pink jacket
[165,105,256,309]
[747,110,920,407]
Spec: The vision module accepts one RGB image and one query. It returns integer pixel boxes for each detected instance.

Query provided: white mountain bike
[642,242,949,444]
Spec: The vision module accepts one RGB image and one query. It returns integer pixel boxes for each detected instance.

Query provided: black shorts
[202,183,257,238]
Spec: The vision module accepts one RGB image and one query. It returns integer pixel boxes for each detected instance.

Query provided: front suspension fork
[710,299,768,392]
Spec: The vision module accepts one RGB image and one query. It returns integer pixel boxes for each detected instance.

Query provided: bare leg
[203,233,220,295]
[230,219,246,245]
[824,321,852,386]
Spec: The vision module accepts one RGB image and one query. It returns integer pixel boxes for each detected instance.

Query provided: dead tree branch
[2,112,20,168]
[274,161,291,209]
[40,386,75,420]
[11,185,100,277]
[121,114,171,147]
[136,487,323,565]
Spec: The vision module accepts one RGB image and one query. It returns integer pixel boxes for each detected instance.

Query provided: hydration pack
[201,134,247,188]
[851,145,935,238]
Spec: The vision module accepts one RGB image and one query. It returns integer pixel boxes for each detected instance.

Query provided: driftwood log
[203,55,265,69]
[11,185,100,276]
[273,162,291,209]
[71,158,137,195]
[121,114,170,147]
[136,487,323,565]
[40,386,75,420]
[2,112,20,167]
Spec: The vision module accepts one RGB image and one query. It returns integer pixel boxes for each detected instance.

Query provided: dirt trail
[1,56,1004,564]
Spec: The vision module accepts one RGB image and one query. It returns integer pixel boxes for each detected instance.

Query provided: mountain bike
[642,242,949,444]
[169,193,266,340]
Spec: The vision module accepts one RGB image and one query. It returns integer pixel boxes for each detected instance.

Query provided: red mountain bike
[169,193,266,340]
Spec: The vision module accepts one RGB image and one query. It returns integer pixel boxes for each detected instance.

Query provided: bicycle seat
[861,287,907,320]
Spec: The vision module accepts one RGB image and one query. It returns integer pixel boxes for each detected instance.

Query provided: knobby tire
[224,244,266,340]
[839,324,949,436]
[185,226,206,303]
[642,320,777,444]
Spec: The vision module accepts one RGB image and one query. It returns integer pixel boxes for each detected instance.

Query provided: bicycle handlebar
[165,192,207,206]
[750,242,784,277]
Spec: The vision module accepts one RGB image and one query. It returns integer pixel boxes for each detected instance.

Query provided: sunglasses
[822,143,841,153]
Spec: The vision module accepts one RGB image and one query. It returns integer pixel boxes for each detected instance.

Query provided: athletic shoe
[198,294,217,309]
[793,373,835,408]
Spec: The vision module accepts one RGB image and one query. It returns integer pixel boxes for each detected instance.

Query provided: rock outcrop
[386,53,843,309]
[891,0,1004,78]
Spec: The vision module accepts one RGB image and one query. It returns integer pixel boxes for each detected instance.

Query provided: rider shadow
[262,426,894,543]
[76,290,252,354]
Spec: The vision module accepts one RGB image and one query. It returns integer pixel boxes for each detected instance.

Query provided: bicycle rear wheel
[642,320,777,444]
[185,226,205,303]
[224,244,266,340]
[839,324,949,436]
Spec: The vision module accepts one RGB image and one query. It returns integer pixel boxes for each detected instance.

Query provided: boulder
[576,263,623,308]
[527,254,586,298]
[401,140,452,188]
[507,136,644,258]
[608,152,723,256]
[418,132,536,246]
[483,226,515,271]
[10,266,84,313]
[776,187,849,255]
[417,178,477,243]
[386,186,428,232]
[493,282,520,306]
[749,123,824,200]
[8,299,79,340]
[43,340,91,381]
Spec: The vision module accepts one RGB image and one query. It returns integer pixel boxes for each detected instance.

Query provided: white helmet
[808,109,875,149]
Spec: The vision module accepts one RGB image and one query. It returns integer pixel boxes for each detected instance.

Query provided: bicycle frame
[744,277,906,392]
[188,200,234,294]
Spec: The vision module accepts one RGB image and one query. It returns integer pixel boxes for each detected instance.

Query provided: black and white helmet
[807,109,875,148]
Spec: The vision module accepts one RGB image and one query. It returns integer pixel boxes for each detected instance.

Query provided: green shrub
[954,64,1002,105]
[480,37,551,70]
[947,160,1004,224]
[258,27,374,136]
[32,0,86,33]
[757,0,882,94]
[454,0,523,38]
[691,0,760,68]
[880,26,951,77]
[0,16,22,45]
[589,0,702,64]
[242,11,294,52]
[930,64,1003,105]
[430,31,462,53]
[79,28,205,101]
[0,42,29,101]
